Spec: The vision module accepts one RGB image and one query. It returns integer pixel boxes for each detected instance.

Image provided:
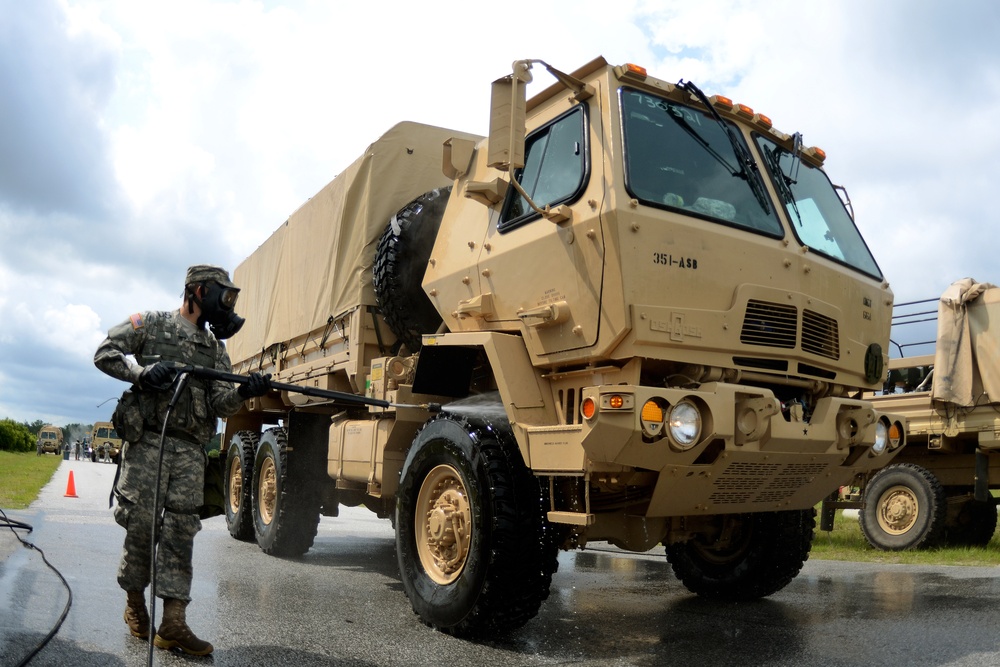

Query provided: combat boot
[124,590,151,639]
[153,597,213,656]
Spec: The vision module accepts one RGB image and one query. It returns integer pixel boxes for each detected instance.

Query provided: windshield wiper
[663,106,742,178]
[678,80,771,215]
[761,143,802,226]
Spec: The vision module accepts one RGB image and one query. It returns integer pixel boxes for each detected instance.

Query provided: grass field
[0,451,62,509]
[811,508,1000,567]
[2,450,999,565]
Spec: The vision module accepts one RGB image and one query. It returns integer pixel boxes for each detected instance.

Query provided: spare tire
[373,187,451,351]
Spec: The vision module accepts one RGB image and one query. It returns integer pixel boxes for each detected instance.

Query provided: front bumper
[580,382,904,515]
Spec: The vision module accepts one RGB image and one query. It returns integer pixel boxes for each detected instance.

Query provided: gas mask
[191,281,245,339]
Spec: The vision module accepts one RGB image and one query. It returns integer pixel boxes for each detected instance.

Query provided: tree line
[0,419,94,453]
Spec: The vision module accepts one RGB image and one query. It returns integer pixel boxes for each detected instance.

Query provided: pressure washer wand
[172,364,441,413]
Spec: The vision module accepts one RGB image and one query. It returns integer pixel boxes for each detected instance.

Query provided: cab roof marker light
[753,113,773,130]
[618,63,648,83]
[710,94,734,111]
[735,103,755,119]
[806,146,827,163]
[624,63,647,78]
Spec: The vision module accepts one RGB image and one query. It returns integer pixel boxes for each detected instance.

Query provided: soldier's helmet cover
[184,264,244,340]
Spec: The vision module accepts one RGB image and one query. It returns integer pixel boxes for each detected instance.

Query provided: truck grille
[802,310,840,359]
[739,300,840,360]
[708,461,830,504]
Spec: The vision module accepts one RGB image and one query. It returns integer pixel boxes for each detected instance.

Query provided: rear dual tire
[224,430,258,541]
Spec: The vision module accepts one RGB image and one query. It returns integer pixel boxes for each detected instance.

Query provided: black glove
[140,362,177,391]
[237,372,272,399]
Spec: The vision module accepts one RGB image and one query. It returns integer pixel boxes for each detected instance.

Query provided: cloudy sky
[2,0,998,427]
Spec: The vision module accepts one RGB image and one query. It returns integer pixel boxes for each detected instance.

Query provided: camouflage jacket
[94,310,245,444]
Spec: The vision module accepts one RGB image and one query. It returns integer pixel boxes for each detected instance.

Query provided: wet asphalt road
[3,459,1000,666]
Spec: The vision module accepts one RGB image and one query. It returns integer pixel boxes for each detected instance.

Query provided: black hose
[0,507,73,667]
[146,372,190,665]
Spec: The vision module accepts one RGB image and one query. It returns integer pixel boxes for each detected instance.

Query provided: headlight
[872,419,888,455]
[667,400,702,450]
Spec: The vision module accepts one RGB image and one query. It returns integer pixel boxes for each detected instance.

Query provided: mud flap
[199,451,225,520]
[975,449,991,503]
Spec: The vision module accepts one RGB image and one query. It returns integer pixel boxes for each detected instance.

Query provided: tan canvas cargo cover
[228,121,483,365]
[932,278,1000,407]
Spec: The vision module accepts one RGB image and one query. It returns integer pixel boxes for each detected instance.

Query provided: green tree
[0,419,35,452]
[22,419,45,436]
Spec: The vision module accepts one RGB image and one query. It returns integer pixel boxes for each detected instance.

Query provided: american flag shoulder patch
[129,313,145,330]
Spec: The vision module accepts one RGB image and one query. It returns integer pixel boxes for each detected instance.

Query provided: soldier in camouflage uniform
[94,265,270,656]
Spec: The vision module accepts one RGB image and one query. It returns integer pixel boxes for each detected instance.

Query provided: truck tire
[373,187,451,352]
[858,463,946,550]
[252,427,321,557]
[395,414,555,637]
[944,493,998,547]
[666,509,815,600]
[225,430,258,541]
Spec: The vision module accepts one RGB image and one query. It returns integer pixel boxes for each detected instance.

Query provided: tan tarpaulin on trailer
[228,121,482,365]
[932,278,1000,407]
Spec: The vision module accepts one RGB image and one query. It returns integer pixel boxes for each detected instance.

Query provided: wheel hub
[416,465,471,585]
[259,457,277,525]
[228,456,243,514]
[877,485,918,535]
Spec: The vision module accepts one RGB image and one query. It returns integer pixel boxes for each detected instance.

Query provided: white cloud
[2,0,999,425]
[38,304,106,362]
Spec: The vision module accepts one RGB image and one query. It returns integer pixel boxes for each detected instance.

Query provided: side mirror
[487,60,532,172]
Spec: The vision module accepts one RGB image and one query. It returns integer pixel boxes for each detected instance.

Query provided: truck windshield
[754,135,882,279]
[620,87,783,236]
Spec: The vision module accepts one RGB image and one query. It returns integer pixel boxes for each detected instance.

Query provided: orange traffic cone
[64,470,78,498]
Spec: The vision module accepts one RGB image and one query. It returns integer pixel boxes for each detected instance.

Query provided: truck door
[479,90,606,358]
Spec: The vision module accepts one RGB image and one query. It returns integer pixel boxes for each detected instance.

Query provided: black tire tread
[372,188,451,351]
[225,430,258,541]
[396,414,555,637]
[858,463,946,551]
[253,427,321,557]
[944,492,998,547]
[667,509,815,600]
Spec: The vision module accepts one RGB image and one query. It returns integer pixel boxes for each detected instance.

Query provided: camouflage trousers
[113,431,207,600]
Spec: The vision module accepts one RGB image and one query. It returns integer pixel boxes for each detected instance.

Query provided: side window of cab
[499,105,588,232]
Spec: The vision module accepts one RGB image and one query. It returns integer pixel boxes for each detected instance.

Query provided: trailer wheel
[395,415,554,637]
[252,427,321,557]
[225,430,258,541]
[373,187,451,352]
[858,463,946,550]
[944,493,998,547]
[666,509,815,600]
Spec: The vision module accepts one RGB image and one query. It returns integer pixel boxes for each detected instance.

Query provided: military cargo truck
[221,57,904,636]
[821,279,1000,550]
[37,425,64,454]
[90,421,122,463]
